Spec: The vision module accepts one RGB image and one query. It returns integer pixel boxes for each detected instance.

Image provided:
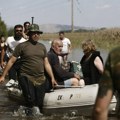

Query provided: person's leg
[64,78,81,87]
[9,64,17,80]
[93,90,113,120]
[35,82,46,113]
[45,78,52,92]
[8,59,21,81]
[64,79,72,87]
[79,79,85,87]
[64,78,85,87]
[15,59,21,79]
[18,76,35,108]
[71,78,79,86]
[71,78,85,87]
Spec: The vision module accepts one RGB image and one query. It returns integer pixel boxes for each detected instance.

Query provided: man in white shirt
[1,24,26,81]
[59,31,71,69]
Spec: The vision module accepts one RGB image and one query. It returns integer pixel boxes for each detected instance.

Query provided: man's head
[59,31,65,40]
[14,24,23,39]
[51,39,63,55]
[23,21,30,33]
[24,21,30,27]
[28,24,43,42]
[28,24,43,34]
[0,35,5,43]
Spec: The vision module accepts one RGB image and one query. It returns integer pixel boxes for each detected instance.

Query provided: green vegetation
[0,17,7,37]
[7,27,14,36]
[0,17,14,37]
[42,28,120,51]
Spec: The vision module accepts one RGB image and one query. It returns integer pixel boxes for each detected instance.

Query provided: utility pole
[31,17,34,24]
[71,0,74,32]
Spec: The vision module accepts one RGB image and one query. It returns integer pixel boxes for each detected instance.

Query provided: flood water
[0,40,117,120]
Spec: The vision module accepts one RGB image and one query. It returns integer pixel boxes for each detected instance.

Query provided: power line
[71,0,74,32]
[76,0,81,13]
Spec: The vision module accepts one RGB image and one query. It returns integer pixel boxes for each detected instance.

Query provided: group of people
[0,22,118,119]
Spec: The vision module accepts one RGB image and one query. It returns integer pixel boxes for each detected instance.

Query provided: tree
[0,16,8,37]
[7,27,14,36]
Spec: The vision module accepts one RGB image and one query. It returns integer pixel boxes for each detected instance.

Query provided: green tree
[7,27,14,36]
[0,16,7,37]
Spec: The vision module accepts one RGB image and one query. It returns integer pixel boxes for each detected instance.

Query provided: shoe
[25,107,32,116]
[13,106,26,117]
[32,106,43,116]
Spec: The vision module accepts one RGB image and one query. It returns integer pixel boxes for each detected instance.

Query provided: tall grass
[41,28,120,51]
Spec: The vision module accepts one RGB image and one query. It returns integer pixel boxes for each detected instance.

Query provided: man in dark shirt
[0,24,57,116]
[47,39,85,87]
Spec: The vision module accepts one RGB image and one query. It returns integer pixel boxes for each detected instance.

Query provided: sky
[0,0,120,28]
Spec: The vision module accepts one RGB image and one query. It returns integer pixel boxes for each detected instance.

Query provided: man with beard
[0,24,26,81]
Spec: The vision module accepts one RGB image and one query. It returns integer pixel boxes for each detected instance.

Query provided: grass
[41,28,120,51]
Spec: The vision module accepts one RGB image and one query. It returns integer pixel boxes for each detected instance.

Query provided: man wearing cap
[0,24,57,116]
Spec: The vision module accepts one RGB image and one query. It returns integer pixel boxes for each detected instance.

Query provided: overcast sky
[0,0,120,28]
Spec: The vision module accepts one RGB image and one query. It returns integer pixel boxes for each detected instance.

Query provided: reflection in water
[0,40,113,120]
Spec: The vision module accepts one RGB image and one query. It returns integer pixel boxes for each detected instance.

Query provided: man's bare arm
[0,56,17,83]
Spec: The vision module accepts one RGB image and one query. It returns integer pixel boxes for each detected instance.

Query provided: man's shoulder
[47,49,56,57]
[37,42,47,50]
[63,37,71,44]
[64,37,70,41]
[5,36,14,45]
[111,46,120,52]
[110,46,120,57]
[38,42,45,46]
[107,46,120,68]
[47,50,54,55]
[20,37,27,42]
[17,40,28,46]
[6,36,26,43]
[6,36,14,41]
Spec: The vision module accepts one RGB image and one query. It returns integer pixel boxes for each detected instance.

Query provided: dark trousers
[7,57,21,80]
[18,76,46,111]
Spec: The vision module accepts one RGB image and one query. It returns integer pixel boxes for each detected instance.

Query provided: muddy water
[0,40,116,120]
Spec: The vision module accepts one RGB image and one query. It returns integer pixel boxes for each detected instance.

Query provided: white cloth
[61,37,71,54]
[5,36,26,58]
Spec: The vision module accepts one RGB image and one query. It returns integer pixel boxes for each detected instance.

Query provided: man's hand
[0,76,5,83]
[51,78,58,88]
[74,73,80,80]
[1,61,6,69]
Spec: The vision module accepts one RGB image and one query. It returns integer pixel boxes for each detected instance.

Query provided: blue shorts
[64,79,72,87]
